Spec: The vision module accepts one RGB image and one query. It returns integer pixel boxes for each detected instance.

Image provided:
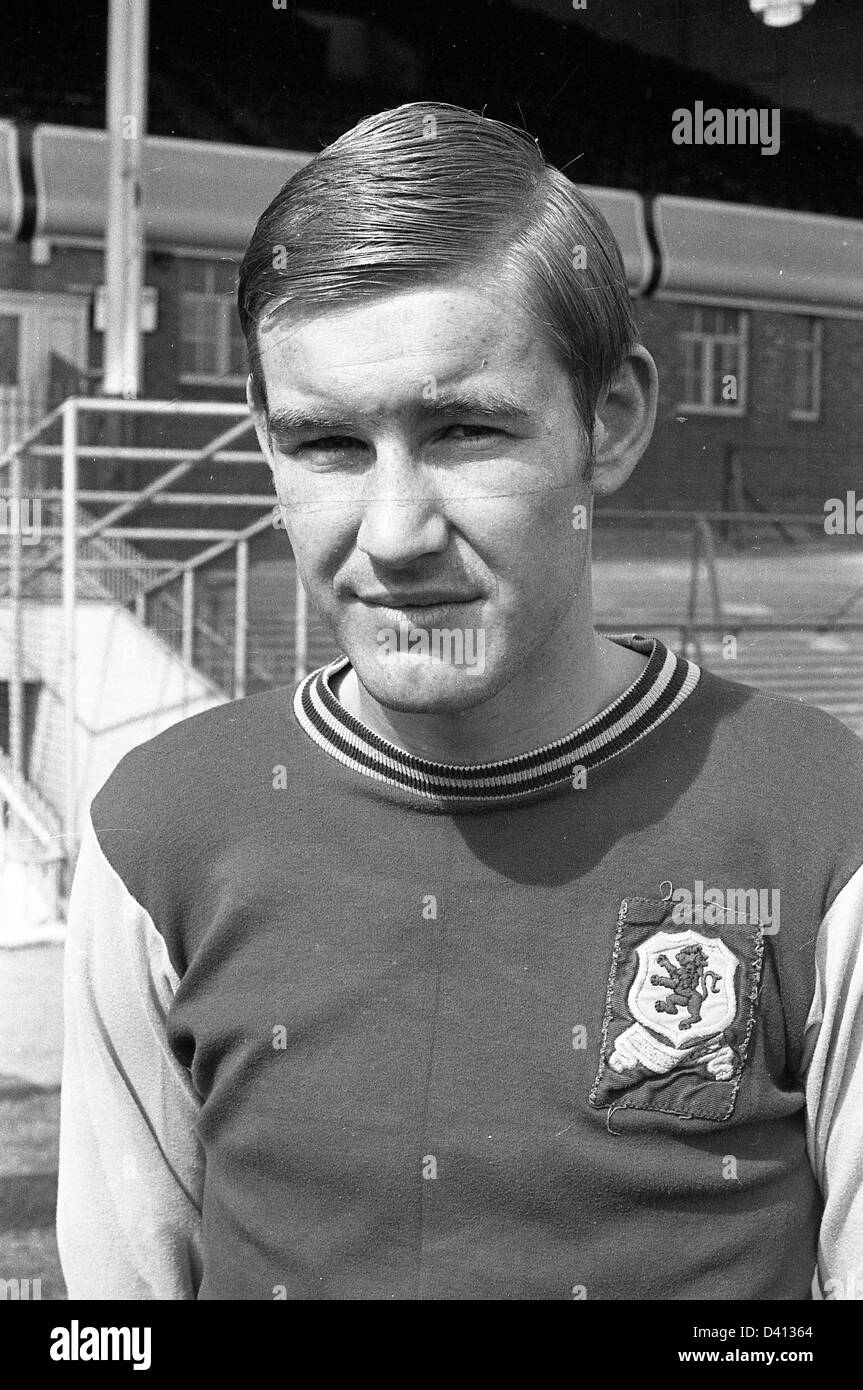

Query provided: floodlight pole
[103,0,149,397]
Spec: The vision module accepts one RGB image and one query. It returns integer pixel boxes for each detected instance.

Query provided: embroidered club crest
[609,929,739,1080]
[591,897,764,1120]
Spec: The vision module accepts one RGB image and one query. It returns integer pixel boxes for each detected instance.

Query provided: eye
[298,436,362,453]
[444,424,501,441]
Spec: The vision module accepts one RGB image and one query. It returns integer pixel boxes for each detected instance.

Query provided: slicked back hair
[238,102,639,461]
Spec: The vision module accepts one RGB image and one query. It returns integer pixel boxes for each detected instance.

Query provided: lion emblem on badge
[605,927,741,1079]
[651,944,723,1031]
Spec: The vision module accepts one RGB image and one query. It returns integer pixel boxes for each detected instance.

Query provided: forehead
[255,278,557,409]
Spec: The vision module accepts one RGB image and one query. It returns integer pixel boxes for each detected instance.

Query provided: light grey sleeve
[803,860,863,1301]
[56,812,204,1299]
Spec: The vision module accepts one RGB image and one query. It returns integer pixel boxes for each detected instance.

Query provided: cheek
[277,501,325,582]
[276,477,350,573]
[483,480,582,576]
[284,524,337,587]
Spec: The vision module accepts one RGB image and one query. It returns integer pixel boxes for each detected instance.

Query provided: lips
[358,595,482,628]
[358,594,479,607]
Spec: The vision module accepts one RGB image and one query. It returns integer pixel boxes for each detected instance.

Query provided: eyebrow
[265,388,535,440]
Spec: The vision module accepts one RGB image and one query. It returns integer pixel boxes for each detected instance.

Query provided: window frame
[178,258,246,388]
[676,306,749,417]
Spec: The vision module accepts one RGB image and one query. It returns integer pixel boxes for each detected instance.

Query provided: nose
[355,444,449,566]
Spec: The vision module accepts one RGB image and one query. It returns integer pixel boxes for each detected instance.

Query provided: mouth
[358,597,483,628]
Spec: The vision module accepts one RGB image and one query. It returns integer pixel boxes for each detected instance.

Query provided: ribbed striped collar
[293,634,700,809]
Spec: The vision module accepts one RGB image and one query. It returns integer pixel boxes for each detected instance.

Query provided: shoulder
[90,682,308,860]
[692,663,863,773]
[686,664,863,898]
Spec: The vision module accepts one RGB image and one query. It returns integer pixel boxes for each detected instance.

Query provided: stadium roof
[2,0,861,218]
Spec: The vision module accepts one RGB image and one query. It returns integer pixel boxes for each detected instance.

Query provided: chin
[350,654,499,716]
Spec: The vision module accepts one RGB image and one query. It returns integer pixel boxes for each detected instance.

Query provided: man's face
[252,273,596,714]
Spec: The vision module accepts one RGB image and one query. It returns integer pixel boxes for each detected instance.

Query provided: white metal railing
[0,396,315,906]
[3,398,314,691]
[0,398,290,684]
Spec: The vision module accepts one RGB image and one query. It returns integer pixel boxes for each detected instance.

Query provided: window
[678,307,748,415]
[788,316,822,421]
[179,260,246,384]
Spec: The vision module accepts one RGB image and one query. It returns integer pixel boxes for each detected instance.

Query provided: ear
[247,374,274,467]
[590,345,658,498]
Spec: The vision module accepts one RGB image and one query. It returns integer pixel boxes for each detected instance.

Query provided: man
[58,101,863,1300]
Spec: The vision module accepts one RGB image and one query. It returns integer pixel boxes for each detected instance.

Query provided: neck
[332,628,649,765]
